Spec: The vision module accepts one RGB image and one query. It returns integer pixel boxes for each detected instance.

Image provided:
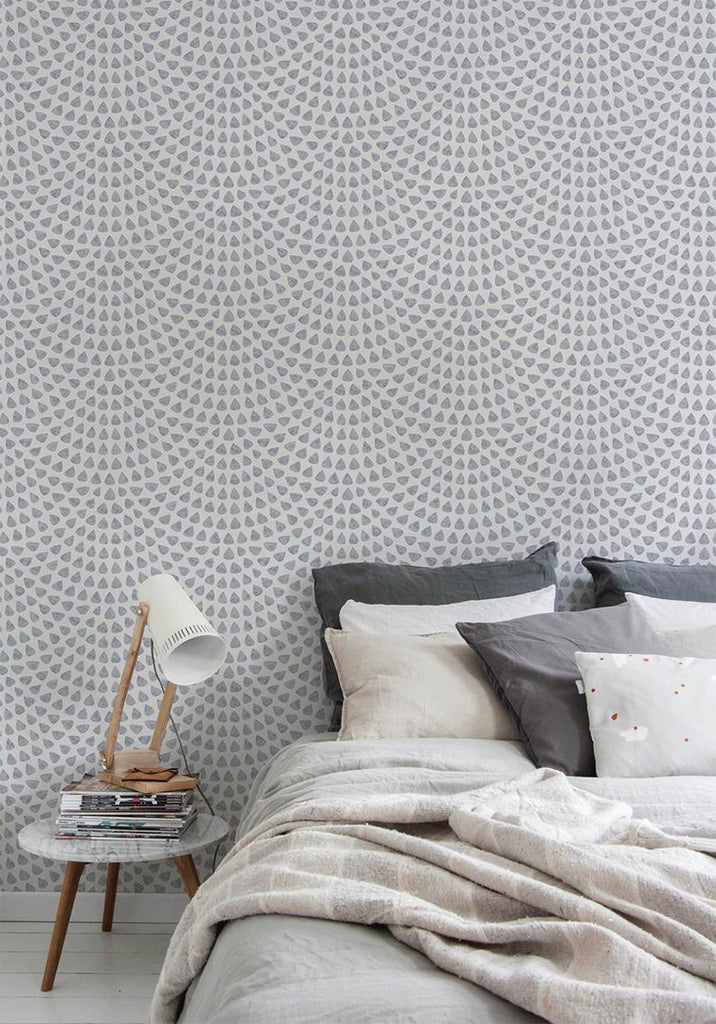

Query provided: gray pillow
[456,604,669,776]
[313,543,558,728]
[583,555,716,607]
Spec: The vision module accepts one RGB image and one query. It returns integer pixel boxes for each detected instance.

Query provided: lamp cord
[150,640,226,874]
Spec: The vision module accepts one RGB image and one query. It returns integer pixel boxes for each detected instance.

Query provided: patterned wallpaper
[4,1,715,893]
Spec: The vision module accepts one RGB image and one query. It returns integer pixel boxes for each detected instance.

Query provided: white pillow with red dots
[574,651,716,778]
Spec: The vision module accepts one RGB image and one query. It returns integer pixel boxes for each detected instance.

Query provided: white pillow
[325,629,519,741]
[660,625,716,659]
[338,585,556,634]
[625,592,716,635]
[574,651,716,778]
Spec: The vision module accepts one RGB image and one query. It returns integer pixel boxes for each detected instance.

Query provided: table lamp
[99,574,227,794]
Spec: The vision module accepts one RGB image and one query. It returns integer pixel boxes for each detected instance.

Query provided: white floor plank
[3,972,160,997]
[0,996,151,1024]
[1,951,166,975]
[0,931,171,954]
[0,921,175,935]
[1,892,186,925]
[0,922,167,1024]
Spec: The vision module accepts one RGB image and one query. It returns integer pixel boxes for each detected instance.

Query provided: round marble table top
[18,813,231,864]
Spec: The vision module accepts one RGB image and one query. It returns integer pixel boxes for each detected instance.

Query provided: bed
[152,735,716,1024]
[151,551,716,1023]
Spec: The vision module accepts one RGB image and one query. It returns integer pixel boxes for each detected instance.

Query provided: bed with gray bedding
[165,736,716,1024]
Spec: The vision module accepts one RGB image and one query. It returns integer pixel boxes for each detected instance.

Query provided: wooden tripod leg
[41,861,86,992]
[102,863,120,932]
[174,855,201,899]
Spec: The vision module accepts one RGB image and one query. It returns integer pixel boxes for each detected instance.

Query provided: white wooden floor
[0,920,173,1024]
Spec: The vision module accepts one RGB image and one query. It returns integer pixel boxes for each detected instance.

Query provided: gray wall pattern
[3,1,715,893]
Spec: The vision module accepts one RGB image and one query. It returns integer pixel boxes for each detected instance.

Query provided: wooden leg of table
[41,861,86,992]
[102,863,120,932]
[174,855,200,899]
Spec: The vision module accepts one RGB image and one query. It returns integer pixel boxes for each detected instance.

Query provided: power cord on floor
[150,640,225,874]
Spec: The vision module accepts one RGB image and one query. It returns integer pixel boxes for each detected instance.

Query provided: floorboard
[0,922,170,1024]
[1,951,166,975]
[0,921,175,935]
[3,974,160,997]
[0,932,171,954]
[0,997,153,1024]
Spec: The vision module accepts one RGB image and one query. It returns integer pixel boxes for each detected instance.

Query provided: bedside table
[17,813,230,992]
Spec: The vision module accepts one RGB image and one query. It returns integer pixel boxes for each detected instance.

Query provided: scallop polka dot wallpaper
[3,1,715,891]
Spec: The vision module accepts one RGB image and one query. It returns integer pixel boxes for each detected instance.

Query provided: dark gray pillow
[583,555,716,607]
[456,604,669,776]
[313,543,558,728]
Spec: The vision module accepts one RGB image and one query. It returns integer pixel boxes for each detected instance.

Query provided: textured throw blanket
[150,768,716,1024]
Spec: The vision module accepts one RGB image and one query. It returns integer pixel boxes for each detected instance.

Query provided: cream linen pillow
[325,629,519,742]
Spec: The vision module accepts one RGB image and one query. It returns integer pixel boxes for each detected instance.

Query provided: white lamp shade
[138,574,227,686]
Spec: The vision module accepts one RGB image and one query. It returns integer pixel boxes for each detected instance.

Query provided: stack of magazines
[56,775,197,842]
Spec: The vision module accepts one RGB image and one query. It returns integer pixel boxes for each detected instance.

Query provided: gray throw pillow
[313,542,558,728]
[582,555,716,607]
[456,604,669,776]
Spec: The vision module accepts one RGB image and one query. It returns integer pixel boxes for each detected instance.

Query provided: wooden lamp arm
[101,603,150,771]
[149,682,178,758]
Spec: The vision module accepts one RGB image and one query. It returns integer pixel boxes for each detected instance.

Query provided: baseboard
[0,891,186,923]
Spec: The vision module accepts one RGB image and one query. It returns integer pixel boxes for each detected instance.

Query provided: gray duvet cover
[181,915,540,1023]
[176,737,716,1024]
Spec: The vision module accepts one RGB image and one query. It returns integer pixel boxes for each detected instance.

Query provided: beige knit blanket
[150,769,716,1024]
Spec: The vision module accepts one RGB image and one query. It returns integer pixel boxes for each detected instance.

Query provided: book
[61,775,192,807]
[55,774,198,842]
[55,808,198,841]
